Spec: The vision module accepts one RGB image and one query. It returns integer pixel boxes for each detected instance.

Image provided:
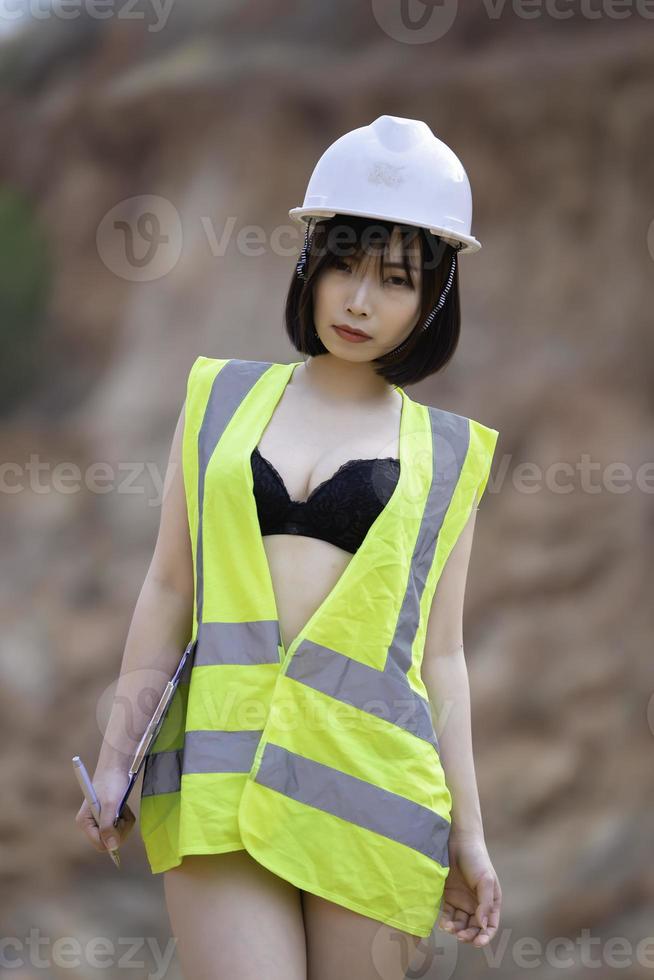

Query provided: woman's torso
[256,376,403,653]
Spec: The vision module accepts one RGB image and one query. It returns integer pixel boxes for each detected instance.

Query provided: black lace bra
[251,446,401,554]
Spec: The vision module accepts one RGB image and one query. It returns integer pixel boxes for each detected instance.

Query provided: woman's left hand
[437,834,502,948]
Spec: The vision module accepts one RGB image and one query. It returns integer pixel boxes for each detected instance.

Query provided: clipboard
[113,637,197,827]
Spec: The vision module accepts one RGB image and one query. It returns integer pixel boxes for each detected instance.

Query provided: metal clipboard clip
[113,637,197,827]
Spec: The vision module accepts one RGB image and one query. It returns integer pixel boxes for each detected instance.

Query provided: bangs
[316,217,423,288]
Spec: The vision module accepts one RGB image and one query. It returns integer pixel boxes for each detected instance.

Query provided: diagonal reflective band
[255,743,450,867]
[195,620,282,666]
[286,639,438,751]
[386,409,470,678]
[195,359,272,626]
[142,729,263,796]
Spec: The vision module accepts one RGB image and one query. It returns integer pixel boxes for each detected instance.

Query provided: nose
[345,275,373,319]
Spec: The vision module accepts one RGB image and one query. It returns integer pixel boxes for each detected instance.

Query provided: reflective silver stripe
[142,729,263,796]
[195,620,281,666]
[285,639,438,751]
[142,748,182,797]
[195,359,279,663]
[255,743,450,867]
[184,729,262,774]
[385,409,470,678]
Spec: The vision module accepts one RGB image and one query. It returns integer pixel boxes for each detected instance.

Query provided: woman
[77,115,502,979]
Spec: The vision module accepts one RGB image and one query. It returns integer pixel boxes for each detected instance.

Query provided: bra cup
[251,447,290,515]
[251,446,400,554]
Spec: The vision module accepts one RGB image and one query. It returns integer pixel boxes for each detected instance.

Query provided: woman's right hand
[75,767,136,854]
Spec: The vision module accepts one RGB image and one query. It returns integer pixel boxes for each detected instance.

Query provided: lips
[332,323,372,339]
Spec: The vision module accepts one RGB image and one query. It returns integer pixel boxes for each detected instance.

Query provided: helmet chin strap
[296,217,315,282]
[295,222,462,359]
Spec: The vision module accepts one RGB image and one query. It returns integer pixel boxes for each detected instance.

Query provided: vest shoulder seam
[422,402,499,437]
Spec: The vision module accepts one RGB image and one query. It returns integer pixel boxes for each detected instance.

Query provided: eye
[334,259,410,286]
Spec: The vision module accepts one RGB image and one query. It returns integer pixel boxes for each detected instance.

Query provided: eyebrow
[344,256,420,273]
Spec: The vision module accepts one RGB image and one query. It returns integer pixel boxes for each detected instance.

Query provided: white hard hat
[289,114,481,255]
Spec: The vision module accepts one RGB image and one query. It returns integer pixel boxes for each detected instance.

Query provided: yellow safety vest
[139,355,499,937]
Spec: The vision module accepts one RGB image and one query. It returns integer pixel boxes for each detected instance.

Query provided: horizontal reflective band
[387,409,470,678]
[195,620,281,666]
[142,729,263,797]
[286,639,439,751]
[142,748,182,797]
[255,743,450,866]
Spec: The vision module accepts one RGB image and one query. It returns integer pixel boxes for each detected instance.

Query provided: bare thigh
[163,849,306,980]
[302,892,424,980]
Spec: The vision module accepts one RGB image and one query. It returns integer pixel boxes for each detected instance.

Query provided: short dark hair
[284,213,462,387]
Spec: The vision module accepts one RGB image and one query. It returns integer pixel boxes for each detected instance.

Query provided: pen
[72,756,121,869]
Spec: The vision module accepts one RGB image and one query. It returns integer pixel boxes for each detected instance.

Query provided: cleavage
[256,387,402,503]
[256,445,382,506]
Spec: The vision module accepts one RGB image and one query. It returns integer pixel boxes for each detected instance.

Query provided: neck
[293,354,397,407]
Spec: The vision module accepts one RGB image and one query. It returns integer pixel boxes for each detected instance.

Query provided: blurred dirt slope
[1,5,653,977]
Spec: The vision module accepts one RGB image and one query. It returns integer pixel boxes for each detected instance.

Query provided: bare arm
[421,503,485,842]
[95,400,195,775]
[423,502,503,947]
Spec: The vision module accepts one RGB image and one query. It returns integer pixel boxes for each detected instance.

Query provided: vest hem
[146,840,245,874]
[240,831,437,939]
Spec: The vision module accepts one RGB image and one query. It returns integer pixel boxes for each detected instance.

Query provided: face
[312,226,423,360]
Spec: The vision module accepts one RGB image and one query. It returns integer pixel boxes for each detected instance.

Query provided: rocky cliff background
[1,3,653,978]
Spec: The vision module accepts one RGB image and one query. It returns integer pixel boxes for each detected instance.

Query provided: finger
[485,908,501,939]
[438,902,456,931]
[98,811,124,852]
[76,809,106,852]
[112,810,135,836]
[111,805,137,842]
[475,871,496,930]
[113,805,135,830]
[451,910,469,934]
[476,897,501,945]
[110,818,129,844]
[455,925,482,943]
[486,886,502,931]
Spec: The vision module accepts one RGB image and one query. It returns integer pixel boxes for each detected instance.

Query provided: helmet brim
[288,206,482,255]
